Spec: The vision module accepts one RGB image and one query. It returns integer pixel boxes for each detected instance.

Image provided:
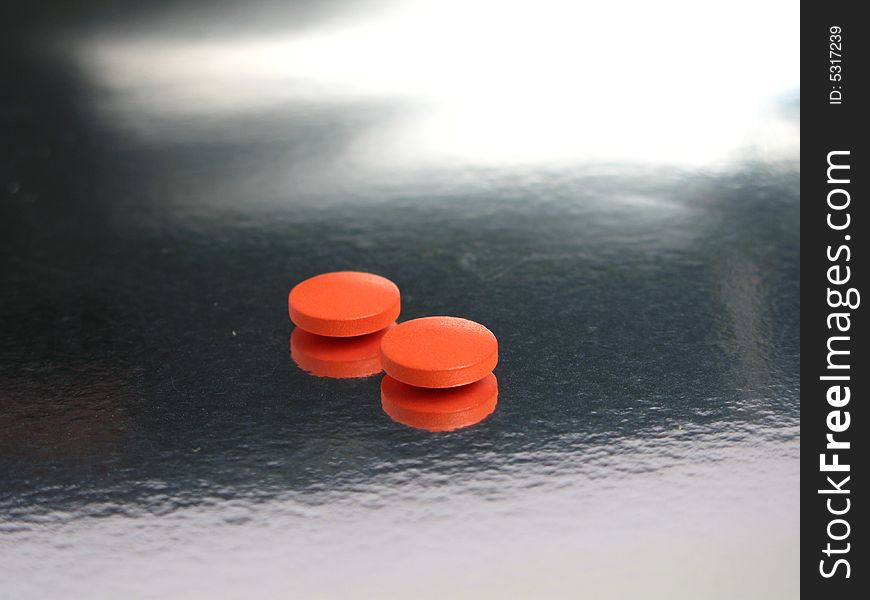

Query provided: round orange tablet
[290,325,394,379]
[379,316,498,388]
[288,271,401,337]
[381,373,498,432]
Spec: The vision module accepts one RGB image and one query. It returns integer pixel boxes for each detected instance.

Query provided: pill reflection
[381,373,498,432]
[290,325,394,379]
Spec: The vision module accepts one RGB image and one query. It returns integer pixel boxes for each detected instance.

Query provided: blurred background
[2,1,798,598]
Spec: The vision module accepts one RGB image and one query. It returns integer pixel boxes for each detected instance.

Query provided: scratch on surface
[485,256,532,281]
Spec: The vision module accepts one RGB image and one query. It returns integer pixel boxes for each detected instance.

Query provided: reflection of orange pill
[381,373,498,432]
[380,316,498,388]
[290,325,394,379]
[289,272,401,337]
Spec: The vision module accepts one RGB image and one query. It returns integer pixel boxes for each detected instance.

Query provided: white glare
[78,0,800,166]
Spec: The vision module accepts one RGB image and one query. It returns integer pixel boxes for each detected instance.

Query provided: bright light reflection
[78,0,800,166]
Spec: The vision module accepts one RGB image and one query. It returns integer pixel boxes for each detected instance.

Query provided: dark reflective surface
[2,1,798,597]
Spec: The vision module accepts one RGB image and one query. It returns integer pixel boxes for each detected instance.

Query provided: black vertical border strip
[802,1,865,597]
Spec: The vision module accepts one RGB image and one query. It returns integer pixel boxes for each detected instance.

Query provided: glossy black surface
[2,1,799,597]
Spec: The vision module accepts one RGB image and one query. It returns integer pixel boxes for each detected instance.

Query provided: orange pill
[381,373,498,432]
[290,325,394,379]
[288,271,401,337]
[379,316,498,388]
